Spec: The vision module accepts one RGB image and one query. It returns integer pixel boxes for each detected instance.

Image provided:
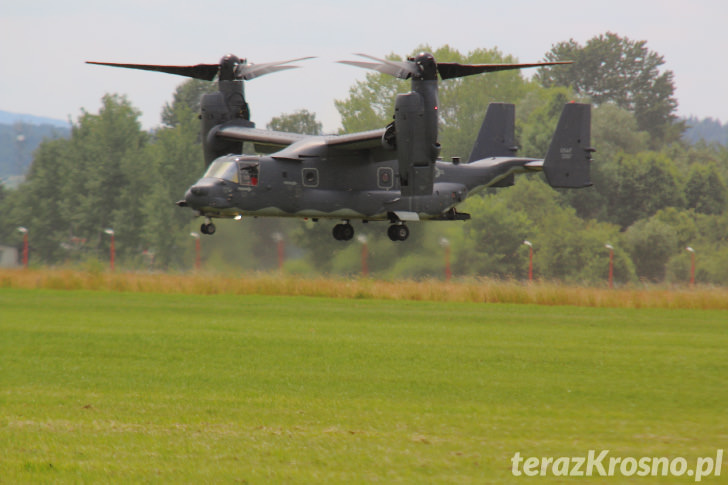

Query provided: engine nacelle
[200,90,254,167]
[395,92,437,196]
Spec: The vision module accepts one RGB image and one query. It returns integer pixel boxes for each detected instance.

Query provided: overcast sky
[2,0,727,132]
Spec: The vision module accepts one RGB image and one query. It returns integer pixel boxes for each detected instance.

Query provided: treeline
[1,33,727,285]
[0,94,203,269]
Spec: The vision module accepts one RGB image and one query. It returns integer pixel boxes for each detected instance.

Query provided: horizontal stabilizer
[543,103,594,188]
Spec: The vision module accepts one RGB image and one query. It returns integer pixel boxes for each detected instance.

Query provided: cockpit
[203,157,260,186]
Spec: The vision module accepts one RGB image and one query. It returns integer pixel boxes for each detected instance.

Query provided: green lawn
[1,289,726,483]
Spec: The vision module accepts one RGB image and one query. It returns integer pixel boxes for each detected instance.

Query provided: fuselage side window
[378,167,394,189]
[238,163,259,186]
[302,168,319,187]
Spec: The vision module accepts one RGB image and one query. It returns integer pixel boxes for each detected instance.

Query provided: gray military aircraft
[88,52,593,241]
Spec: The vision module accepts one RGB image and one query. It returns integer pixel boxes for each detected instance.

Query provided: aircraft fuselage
[181,151,537,222]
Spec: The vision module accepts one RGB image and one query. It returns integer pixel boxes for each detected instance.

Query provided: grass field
[1,287,727,482]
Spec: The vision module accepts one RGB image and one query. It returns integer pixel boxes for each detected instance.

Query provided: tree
[452,194,534,278]
[142,102,203,268]
[607,151,685,228]
[516,86,574,158]
[161,79,217,128]
[652,208,699,251]
[6,138,73,262]
[0,183,5,230]
[267,109,322,135]
[446,176,638,283]
[625,217,677,282]
[694,210,728,248]
[667,246,728,286]
[685,162,728,215]
[591,104,650,156]
[539,219,635,284]
[494,177,634,284]
[63,95,147,261]
[537,32,681,144]
[6,94,147,264]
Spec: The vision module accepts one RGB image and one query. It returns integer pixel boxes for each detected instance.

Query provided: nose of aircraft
[177,178,231,210]
[190,185,209,196]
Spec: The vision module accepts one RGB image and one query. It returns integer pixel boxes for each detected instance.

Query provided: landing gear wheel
[200,222,216,235]
[332,223,354,241]
[387,224,409,241]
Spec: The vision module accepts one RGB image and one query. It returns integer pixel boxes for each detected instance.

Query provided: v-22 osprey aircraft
[88,52,593,241]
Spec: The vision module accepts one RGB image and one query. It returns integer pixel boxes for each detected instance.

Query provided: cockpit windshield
[203,158,260,186]
[204,160,239,183]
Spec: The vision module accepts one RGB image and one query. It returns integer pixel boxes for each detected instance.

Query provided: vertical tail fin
[543,103,594,188]
[468,103,517,162]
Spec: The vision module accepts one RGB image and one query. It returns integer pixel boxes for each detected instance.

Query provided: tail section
[543,103,594,188]
[468,103,517,161]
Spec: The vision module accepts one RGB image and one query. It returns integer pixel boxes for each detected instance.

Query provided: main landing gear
[332,222,354,241]
[200,219,216,235]
[387,223,409,242]
[331,221,410,242]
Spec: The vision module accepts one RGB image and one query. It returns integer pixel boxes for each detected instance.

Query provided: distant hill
[0,111,71,180]
[683,116,728,146]
[0,110,71,129]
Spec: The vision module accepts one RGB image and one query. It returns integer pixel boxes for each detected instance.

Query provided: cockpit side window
[238,163,259,186]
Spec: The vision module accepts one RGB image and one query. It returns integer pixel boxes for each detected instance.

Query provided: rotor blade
[437,61,573,80]
[354,53,420,77]
[86,61,220,81]
[236,56,316,80]
[338,53,418,79]
[336,60,410,78]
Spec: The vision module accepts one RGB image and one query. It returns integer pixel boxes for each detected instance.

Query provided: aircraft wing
[323,128,386,151]
[214,125,308,153]
[216,125,386,154]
